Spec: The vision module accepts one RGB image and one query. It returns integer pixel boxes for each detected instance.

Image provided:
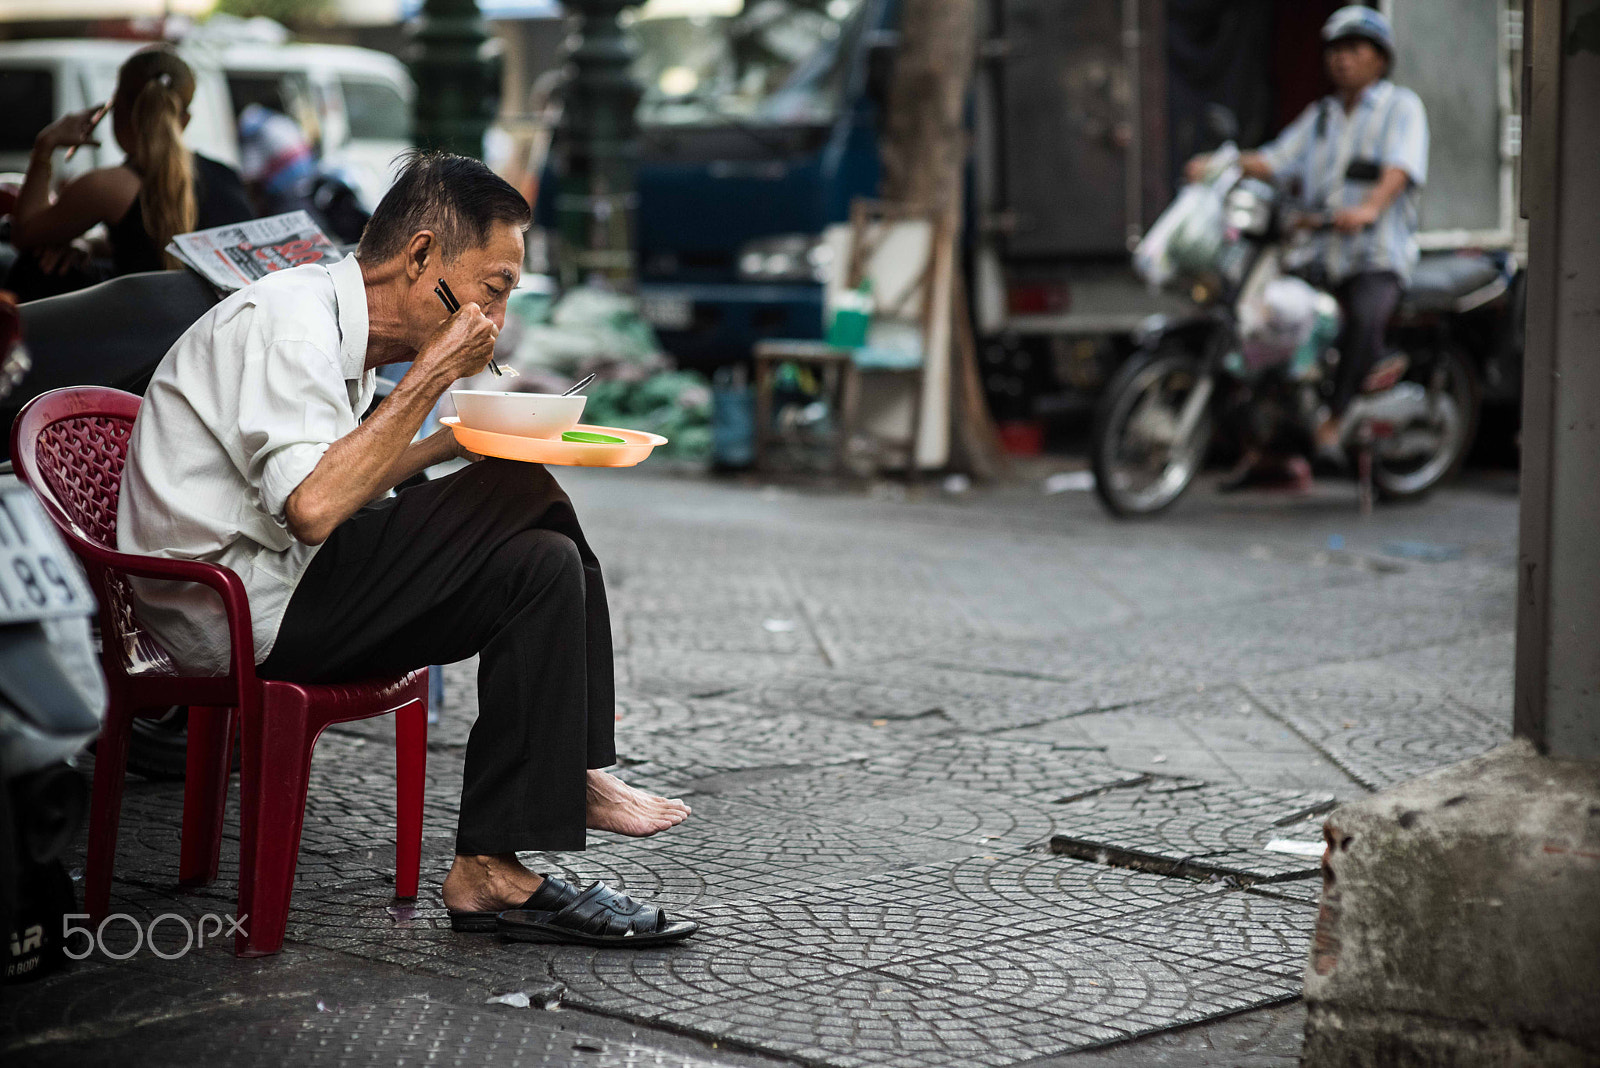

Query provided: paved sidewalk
[2,469,1518,1067]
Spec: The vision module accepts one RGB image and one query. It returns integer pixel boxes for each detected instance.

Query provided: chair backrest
[10,386,141,552]
[9,387,185,678]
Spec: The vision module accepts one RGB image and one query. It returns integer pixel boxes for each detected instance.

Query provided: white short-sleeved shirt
[117,255,376,675]
[1259,79,1430,284]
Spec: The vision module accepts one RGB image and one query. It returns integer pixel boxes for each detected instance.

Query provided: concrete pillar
[1301,4,1600,1064]
[1515,0,1600,760]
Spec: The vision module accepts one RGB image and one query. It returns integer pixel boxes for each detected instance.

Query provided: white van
[0,39,413,211]
[0,39,241,181]
[206,42,414,212]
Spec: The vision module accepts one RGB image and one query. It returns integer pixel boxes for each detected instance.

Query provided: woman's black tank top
[107,154,255,276]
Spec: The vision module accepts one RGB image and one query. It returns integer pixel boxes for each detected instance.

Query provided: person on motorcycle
[1186,6,1428,464]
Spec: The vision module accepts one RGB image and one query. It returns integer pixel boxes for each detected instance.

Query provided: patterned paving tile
[685,853,1207,970]
[621,648,831,699]
[658,970,1098,1068]
[612,711,925,787]
[1084,884,1317,979]
[857,735,1143,802]
[1049,781,1335,883]
[1245,686,1512,791]
[1000,687,1366,796]
[546,938,857,1019]
[586,804,993,907]
[880,931,1301,1044]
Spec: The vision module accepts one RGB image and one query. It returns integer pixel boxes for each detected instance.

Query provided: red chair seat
[11,386,427,957]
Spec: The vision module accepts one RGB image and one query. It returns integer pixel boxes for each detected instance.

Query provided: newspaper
[166,211,343,291]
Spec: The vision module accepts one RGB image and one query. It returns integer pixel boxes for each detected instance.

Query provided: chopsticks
[561,373,596,397]
[434,276,510,377]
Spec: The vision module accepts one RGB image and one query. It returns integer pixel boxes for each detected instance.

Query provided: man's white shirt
[117,255,376,675]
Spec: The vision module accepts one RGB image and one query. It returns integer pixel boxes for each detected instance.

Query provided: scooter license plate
[0,486,94,625]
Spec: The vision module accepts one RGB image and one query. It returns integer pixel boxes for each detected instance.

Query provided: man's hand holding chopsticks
[417,299,500,385]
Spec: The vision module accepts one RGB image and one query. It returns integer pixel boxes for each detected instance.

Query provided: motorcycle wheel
[1371,345,1480,502]
[124,707,238,781]
[1091,344,1215,518]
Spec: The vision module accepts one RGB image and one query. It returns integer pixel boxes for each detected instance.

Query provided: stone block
[1304,739,1600,1066]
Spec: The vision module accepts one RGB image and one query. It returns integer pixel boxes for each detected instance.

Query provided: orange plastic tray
[442,418,667,468]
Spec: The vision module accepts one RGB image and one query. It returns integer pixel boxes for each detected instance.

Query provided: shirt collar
[328,254,370,382]
[1335,78,1391,114]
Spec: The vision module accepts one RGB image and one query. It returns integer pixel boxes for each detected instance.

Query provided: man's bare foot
[586,769,691,837]
[441,852,544,913]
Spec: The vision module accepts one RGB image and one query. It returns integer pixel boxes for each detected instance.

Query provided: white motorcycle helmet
[1322,5,1396,63]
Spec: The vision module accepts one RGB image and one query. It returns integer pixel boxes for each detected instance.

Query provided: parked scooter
[1091,149,1483,517]
[0,292,106,983]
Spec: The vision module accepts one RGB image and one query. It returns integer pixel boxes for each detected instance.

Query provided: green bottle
[826,277,873,349]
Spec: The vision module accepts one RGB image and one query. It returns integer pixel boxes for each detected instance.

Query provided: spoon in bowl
[561,373,596,397]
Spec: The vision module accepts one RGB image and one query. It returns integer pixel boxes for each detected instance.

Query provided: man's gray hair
[356,151,531,263]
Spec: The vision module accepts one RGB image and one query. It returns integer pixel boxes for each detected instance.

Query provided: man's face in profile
[432,220,525,334]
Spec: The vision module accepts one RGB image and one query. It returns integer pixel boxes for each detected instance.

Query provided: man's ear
[403,230,436,283]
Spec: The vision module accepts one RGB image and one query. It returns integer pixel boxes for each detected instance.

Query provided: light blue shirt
[1259,79,1429,285]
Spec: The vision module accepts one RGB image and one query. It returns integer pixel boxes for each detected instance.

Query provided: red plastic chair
[10,386,428,957]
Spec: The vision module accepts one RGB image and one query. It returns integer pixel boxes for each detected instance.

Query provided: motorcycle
[0,291,106,983]
[1090,148,1484,517]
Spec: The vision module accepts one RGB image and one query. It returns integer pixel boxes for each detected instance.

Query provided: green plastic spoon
[562,430,627,444]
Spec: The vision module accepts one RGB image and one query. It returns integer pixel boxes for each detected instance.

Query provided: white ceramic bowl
[450,390,587,439]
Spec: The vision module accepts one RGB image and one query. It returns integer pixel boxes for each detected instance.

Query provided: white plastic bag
[1241,275,1321,372]
[1133,143,1241,289]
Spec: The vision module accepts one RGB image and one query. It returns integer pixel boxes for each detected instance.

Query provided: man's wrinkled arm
[285,364,455,545]
[380,427,468,490]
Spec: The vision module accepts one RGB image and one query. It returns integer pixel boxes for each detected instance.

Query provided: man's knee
[501,528,584,598]
[468,457,558,496]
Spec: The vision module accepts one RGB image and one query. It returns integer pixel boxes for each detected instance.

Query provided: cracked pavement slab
[7,468,1516,1066]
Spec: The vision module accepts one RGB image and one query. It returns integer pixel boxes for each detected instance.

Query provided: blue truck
[627,0,891,371]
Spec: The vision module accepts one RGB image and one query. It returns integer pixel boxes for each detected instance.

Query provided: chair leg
[234,690,312,957]
[905,368,925,478]
[179,706,235,888]
[394,693,427,900]
[84,706,134,924]
[837,362,861,475]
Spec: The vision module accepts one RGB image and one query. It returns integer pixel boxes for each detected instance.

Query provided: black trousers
[1330,270,1403,417]
[259,459,617,855]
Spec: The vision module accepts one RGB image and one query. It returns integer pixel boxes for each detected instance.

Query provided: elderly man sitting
[118,151,696,946]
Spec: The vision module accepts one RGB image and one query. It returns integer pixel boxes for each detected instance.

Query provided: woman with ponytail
[9,45,252,298]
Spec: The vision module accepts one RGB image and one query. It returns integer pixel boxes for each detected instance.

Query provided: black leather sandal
[448,874,582,933]
[497,881,698,946]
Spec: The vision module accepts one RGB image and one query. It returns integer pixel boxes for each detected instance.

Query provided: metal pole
[1514,0,1600,760]
[552,0,643,288]
[410,0,495,158]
